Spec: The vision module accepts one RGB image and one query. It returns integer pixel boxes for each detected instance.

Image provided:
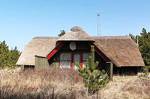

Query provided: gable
[93,36,145,67]
[16,37,57,65]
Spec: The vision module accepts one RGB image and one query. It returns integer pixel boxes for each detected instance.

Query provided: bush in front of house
[138,66,150,80]
[143,66,149,75]
[76,56,109,94]
[76,46,109,94]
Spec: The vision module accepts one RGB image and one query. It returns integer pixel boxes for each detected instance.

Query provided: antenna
[97,13,100,36]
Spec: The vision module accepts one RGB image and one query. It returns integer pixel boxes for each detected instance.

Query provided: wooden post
[110,62,113,81]
[91,45,95,62]
[107,62,113,81]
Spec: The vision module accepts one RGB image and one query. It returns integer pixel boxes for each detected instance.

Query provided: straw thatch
[17,27,144,67]
[93,36,145,67]
[58,26,93,41]
[16,37,57,65]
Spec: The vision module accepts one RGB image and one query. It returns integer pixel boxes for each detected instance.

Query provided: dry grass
[101,75,150,99]
[0,68,150,99]
[0,68,87,99]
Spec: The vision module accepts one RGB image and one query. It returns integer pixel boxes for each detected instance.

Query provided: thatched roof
[16,37,57,65]
[58,26,93,41]
[93,36,145,66]
[17,27,144,67]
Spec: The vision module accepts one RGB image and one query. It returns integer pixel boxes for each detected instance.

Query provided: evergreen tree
[139,28,150,66]
[8,46,20,68]
[129,33,137,42]
[58,30,65,37]
[0,41,20,68]
[76,45,109,94]
[0,41,9,68]
[129,28,150,66]
[141,28,147,36]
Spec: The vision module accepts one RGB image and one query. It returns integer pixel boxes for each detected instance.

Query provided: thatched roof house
[17,26,144,74]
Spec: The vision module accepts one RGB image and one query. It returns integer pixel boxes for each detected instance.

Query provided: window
[60,53,71,68]
[59,52,90,68]
[74,54,80,64]
[83,53,89,61]
[83,53,89,67]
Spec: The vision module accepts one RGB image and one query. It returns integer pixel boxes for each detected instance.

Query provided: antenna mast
[97,13,100,36]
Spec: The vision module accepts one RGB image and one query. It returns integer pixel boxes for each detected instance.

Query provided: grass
[101,75,150,99]
[0,67,87,99]
[0,67,150,99]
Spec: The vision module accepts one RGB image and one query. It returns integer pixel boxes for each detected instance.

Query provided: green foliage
[76,46,109,94]
[58,30,66,37]
[138,66,149,79]
[143,66,149,76]
[130,28,150,66]
[129,33,138,43]
[139,28,150,66]
[0,41,20,68]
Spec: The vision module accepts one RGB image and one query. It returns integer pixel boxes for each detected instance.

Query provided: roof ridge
[91,36,131,39]
[33,36,58,39]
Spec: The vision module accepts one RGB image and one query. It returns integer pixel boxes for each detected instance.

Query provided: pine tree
[0,41,9,68]
[76,45,109,94]
[129,28,150,66]
[0,41,20,68]
[139,28,150,66]
[8,46,20,68]
[58,30,66,37]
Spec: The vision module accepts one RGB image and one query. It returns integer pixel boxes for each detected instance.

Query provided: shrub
[143,66,149,76]
[138,66,150,80]
[76,45,109,94]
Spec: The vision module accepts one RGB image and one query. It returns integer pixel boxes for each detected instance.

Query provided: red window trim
[47,43,63,60]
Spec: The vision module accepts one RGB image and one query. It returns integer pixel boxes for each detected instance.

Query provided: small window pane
[74,54,80,62]
[83,53,89,61]
[60,53,71,60]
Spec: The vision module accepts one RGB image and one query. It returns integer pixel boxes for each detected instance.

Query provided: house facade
[17,26,145,75]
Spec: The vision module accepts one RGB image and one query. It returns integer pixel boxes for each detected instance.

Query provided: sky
[0,0,150,51]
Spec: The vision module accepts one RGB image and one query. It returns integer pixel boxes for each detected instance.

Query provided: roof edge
[91,36,131,39]
[33,36,58,39]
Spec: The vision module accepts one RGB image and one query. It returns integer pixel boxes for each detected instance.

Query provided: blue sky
[0,0,150,51]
